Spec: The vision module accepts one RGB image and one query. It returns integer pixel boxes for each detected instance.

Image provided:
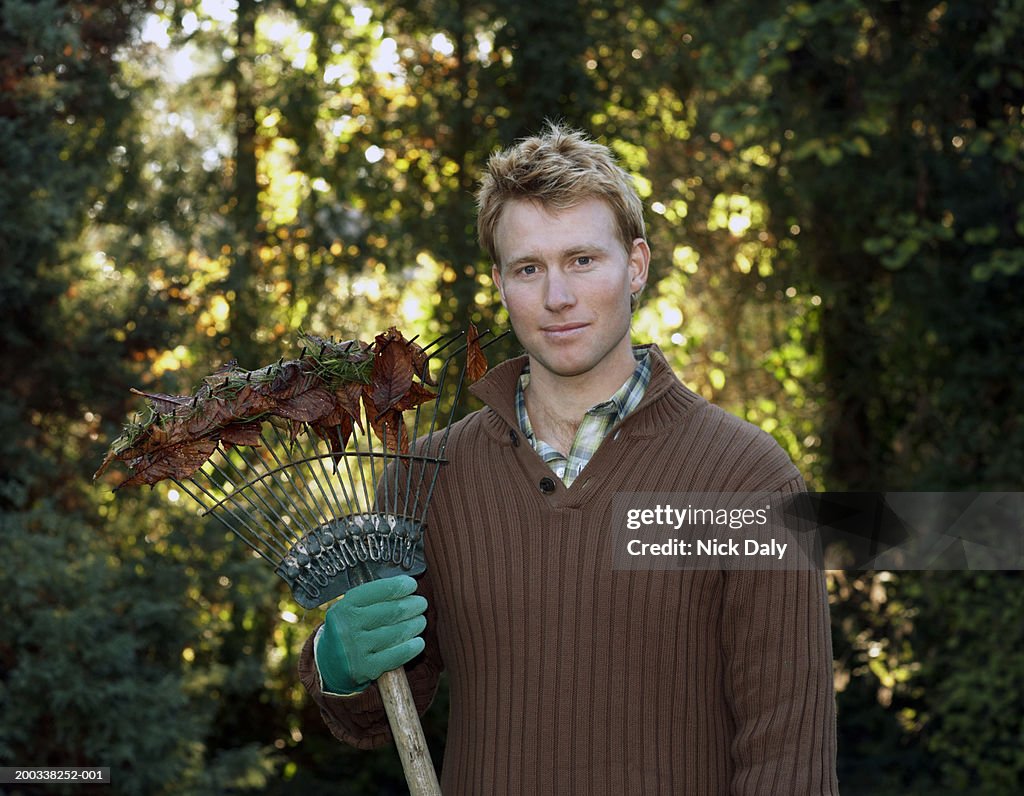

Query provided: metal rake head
[163,327,505,608]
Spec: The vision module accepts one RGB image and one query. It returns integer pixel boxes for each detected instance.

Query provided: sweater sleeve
[298,572,444,749]
[721,478,839,795]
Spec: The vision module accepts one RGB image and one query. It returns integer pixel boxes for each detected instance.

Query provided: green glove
[315,574,428,695]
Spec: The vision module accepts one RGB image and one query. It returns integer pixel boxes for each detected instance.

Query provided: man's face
[491,197,649,385]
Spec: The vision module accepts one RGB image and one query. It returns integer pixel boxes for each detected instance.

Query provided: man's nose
[543,271,575,311]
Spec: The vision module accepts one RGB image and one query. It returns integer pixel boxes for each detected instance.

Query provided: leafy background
[1,0,1022,793]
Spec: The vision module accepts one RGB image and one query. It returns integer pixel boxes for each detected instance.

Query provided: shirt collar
[514,347,652,445]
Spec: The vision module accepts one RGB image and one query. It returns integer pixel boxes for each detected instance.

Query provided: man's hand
[315,575,428,694]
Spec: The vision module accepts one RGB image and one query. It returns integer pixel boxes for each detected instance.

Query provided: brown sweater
[299,345,839,795]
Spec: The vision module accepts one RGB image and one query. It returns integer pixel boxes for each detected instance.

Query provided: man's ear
[628,238,651,294]
[491,263,508,308]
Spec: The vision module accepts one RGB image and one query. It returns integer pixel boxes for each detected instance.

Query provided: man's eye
[520,264,538,275]
[575,256,592,266]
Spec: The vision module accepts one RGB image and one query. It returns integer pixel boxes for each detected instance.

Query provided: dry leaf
[466,323,488,382]
[116,439,219,489]
[407,338,436,386]
[370,337,414,415]
[275,386,336,422]
[394,381,437,412]
[218,422,264,448]
[100,324,476,489]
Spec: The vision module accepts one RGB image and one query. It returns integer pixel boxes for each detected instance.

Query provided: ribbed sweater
[299,344,839,795]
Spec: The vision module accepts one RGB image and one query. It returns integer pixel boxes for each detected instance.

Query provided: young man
[300,125,839,794]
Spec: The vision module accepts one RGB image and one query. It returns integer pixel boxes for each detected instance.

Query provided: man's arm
[298,572,444,749]
[721,477,839,796]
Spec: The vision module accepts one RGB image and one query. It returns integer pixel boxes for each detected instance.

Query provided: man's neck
[524,344,637,449]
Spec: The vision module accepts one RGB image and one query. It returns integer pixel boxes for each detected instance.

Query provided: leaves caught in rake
[98,325,504,607]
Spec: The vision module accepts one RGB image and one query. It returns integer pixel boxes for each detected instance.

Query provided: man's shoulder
[650,383,801,490]
[695,398,778,444]
[648,357,786,454]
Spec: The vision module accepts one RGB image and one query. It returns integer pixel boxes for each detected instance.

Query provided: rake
[97,326,507,796]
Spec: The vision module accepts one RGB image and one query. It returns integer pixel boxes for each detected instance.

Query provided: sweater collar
[469,343,704,445]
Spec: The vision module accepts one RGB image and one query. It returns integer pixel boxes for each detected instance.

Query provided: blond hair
[476,123,647,268]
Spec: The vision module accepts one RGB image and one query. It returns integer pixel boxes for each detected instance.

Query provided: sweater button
[508,429,519,447]
[539,477,556,494]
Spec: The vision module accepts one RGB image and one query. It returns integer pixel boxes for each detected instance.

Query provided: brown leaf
[218,421,264,448]
[275,386,336,422]
[466,322,488,382]
[116,438,219,489]
[368,407,409,454]
[132,419,190,455]
[373,327,406,348]
[184,397,235,438]
[93,448,118,480]
[226,383,275,419]
[407,339,436,386]
[393,381,437,412]
[311,413,355,459]
[334,381,364,429]
[268,361,313,397]
[370,338,414,415]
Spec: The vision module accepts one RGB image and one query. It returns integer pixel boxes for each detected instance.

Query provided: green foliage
[0,504,277,794]
[3,0,1023,793]
[831,571,1024,794]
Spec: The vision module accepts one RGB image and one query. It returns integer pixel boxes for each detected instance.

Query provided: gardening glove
[315,574,428,695]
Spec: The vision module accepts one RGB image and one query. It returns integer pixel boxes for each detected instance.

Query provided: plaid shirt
[515,348,652,487]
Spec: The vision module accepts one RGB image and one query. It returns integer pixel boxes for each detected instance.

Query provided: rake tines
[170,327,504,608]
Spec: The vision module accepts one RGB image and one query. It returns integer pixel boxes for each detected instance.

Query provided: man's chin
[528,354,598,380]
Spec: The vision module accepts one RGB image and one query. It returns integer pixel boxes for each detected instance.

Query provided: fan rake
[98,326,507,796]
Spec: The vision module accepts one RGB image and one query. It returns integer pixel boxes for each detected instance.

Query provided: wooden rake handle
[377,667,442,795]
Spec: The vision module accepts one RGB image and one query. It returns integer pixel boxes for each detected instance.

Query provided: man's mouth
[541,322,588,334]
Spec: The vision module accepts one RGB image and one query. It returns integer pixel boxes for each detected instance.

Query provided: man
[300,124,839,794]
